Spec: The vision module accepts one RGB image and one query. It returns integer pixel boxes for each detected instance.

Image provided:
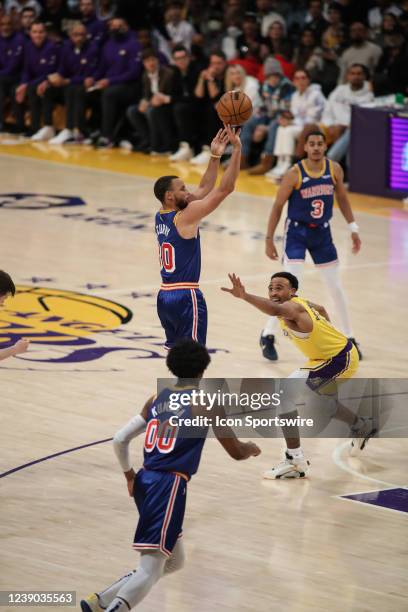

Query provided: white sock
[318,264,353,337]
[288,446,304,459]
[98,571,135,609]
[105,552,166,611]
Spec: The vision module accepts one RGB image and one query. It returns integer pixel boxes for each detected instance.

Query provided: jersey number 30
[159,242,176,272]
[144,418,178,454]
[311,199,325,219]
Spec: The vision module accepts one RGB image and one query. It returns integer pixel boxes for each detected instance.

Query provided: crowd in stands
[0,0,407,178]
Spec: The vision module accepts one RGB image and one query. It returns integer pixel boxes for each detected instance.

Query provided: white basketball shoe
[263,451,310,479]
[350,417,377,455]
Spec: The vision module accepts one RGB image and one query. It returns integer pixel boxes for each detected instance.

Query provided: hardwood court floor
[0,143,407,612]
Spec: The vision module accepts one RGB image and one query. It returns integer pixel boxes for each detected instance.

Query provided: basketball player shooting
[222,271,376,479]
[154,125,241,349]
[0,270,29,361]
[260,131,363,362]
[80,340,260,612]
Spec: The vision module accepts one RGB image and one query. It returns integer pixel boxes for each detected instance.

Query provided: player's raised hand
[265,238,279,260]
[12,338,30,355]
[224,124,242,149]
[351,232,361,254]
[221,273,246,299]
[210,128,229,157]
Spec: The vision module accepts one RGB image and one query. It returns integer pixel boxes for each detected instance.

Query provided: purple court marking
[0,438,112,479]
[341,487,408,514]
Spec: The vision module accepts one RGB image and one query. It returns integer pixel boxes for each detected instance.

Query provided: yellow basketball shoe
[80,593,105,612]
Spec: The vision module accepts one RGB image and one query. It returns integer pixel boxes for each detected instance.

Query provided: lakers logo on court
[0,285,166,370]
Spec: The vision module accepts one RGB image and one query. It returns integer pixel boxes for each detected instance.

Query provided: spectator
[5,0,41,17]
[0,14,24,131]
[79,0,106,46]
[243,56,294,173]
[164,1,195,52]
[232,12,265,73]
[293,28,323,81]
[267,68,326,180]
[255,0,286,37]
[46,21,98,144]
[15,20,60,139]
[261,19,287,58]
[373,34,408,96]
[169,44,200,161]
[338,22,382,83]
[296,63,374,164]
[19,6,36,38]
[192,49,226,165]
[126,49,177,154]
[221,7,243,61]
[96,0,116,21]
[304,0,329,43]
[373,11,402,47]
[135,28,168,65]
[224,64,262,109]
[368,0,402,35]
[321,2,346,50]
[87,17,141,147]
[41,0,70,35]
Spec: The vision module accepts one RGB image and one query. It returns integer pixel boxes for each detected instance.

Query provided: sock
[98,571,135,609]
[318,264,353,337]
[105,552,166,611]
[262,316,279,337]
[287,446,304,460]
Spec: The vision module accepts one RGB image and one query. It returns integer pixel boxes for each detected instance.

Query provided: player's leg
[263,369,311,479]
[164,539,185,575]
[309,226,363,358]
[174,288,207,346]
[156,290,178,350]
[261,221,306,360]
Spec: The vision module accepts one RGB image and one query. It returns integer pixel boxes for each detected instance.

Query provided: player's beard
[176,197,189,210]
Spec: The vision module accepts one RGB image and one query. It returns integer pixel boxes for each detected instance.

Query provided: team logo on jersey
[0,193,86,209]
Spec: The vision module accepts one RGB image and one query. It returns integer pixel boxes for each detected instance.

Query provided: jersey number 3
[144,418,178,454]
[159,242,176,272]
[311,199,324,219]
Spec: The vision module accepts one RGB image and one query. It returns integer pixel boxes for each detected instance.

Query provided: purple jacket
[0,31,24,78]
[82,13,106,46]
[21,39,60,86]
[93,31,142,85]
[58,39,99,84]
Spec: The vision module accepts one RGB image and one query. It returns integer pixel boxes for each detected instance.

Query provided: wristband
[348,222,359,234]
[210,154,222,159]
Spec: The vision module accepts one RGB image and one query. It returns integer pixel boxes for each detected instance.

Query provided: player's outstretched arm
[0,338,29,361]
[177,126,241,232]
[212,404,261,460]
[221,273,300,318]
[265,167,298,260]
[333,162,361,254]
[189,129,229,201]
[113,395,154,496]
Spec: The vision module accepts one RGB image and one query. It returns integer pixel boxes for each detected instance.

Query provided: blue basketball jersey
[288,158,335,225]
[155,210,201,283]
[143,388,208,478]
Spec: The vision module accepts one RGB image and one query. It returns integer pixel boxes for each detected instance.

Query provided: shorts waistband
[142,467,189,481]
[160,282,199,291]
[289,219,329,229]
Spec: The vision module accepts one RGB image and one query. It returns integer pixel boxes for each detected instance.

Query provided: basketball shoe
[80,593,105,612]
[263,451,310,479]
[350,416,377,455]
[260,334,278,360]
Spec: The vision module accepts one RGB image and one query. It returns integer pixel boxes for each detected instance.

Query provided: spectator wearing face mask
[86,17,141,147]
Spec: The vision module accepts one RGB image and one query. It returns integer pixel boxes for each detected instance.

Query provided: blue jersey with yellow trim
[288,158,335,225]
[143,388,208,478]
[155,210,201,283]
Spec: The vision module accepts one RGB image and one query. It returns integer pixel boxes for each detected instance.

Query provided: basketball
[216,90,253,126]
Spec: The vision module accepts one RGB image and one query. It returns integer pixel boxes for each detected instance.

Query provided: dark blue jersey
[155,209,201,284]
[143,388,208,478]
[288,158,336,225]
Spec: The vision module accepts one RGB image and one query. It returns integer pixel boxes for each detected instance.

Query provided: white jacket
[290,84,326,127]
[322,82,374,127]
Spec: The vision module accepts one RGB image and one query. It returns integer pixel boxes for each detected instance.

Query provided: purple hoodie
[93,31,142,85]
[21,39,60,86]
[58,39,99,84]
[0,31,24,78]
[82,13,106,46]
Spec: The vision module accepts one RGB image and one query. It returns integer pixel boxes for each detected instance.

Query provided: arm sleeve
[112,414,146,472]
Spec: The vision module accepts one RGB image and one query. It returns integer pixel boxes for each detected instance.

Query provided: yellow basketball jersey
[278,297,348,361]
